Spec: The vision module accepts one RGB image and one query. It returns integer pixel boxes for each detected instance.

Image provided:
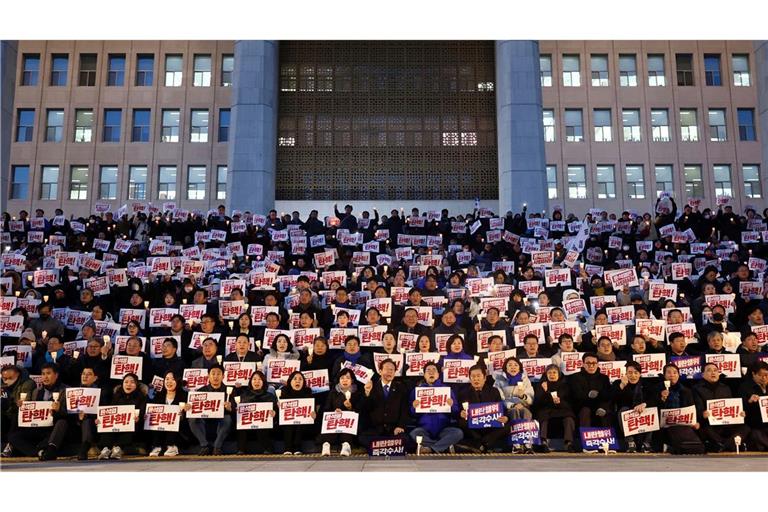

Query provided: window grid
[595,165,616,199]
[713,164,733,197]
[193,55,211,87]
[567,165,587,199]
[128,166,148,200]
[45,109,64,143]
[69,166,89,200]
[165,54,183,87]
[622,109,641,142]
[540,55,552,87]
[107,54,125,86]
[625,165,645,199]
[40,166,59,200]
[190,109,209,143]
[217,166,227,200]
[743,165,762,198]
[158,166,177,200]
[684,165,704,198]
[16,109,34,142]
[79,54,97,87]
[21,54,39,86]
[187,166,207,200]
[161,110,180,142]
[10,166,29,200]
[136,54,154,86]
[651,109,670,142]
[74,109,93,143]
[655,165,674,197]
[546,165,557,199]
[99,166,118,200]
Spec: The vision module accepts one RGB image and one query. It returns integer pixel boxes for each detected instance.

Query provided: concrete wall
[274,199,500,220]
[1,40,18,214]
[495,40,548,215]
[226,40,278,214]
[756,40,768,205]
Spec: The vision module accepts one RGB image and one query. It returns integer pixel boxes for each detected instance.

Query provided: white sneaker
[98,447,111,460]
[293,451,303,455]
[283,451,293,455]
[110,446,123,460]
[164,445,179,457]
[149,446,162,457]
[340,442,351,457]
[321,442,331,456]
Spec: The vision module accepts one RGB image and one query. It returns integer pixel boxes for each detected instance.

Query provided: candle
[664,380,670,389]
[551,391,558,399]
[103,335,111,344]
[179,402,186,411]
[307,345,314,356]
[226,386,234,399]
[275,389,282,400]
[144,301,150,309]
[43,295,49,302]
[51,352,57,362]
[52,392,60,401]
[42,330,48,339]
[234,396,241,404]
[182,298,188,304]
[73,350,80,359]
[216,355,223,364]
[20,393,27,401]
[462,402,469,411]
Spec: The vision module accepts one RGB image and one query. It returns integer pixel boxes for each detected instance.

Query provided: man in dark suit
[358,358,410,447]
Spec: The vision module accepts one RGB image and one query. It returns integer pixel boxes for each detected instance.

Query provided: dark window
[103,109,122,142]
[738,108,756,141]
[79,54,97,86]
[10,166,29,200]
[131,109,151,142]
[107,54,125,86]
[676,54,694,86]
[704,54,721,86]
[16,109,35,142]
[21,54,40,86]
[218,109,230,142]
[50,54,68,86]
[136,54,154,86]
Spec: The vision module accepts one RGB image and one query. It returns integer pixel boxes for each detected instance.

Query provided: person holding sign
[655,364,705,454]
[118,336,152,385]
[493,357,534,426]
[533,365,577,453]
[280,371,317,455]
[185,364,233,456]
[358,358,410,446]
[234,370,276,455]
[224,334,260,365]
[610,362,655,453]
[152,337,186,381]
[457,365,509,453]
[191,337,223,370]
[7,363,69,460]
[693,363,750,452]
[74,366,106,460]
[409,362,462,454]
[738,361,768,451]
[96,373,146,460]
[320,369,360,456]
[331,336,373,382]
[147,371,187,457]
[1,364,35,455]
[262,334,301,375]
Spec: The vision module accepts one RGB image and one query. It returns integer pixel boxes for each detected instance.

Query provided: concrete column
[755,41,768,202]
[1,41,18,214]
[226,40,279,214]
[495,40,548,215]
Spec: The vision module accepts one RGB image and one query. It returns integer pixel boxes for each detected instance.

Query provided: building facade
[1,40,766,219]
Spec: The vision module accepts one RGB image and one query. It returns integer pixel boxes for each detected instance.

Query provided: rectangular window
[136,54,154,86]
[281,64,297,92]
[619,54,637,87]
[546,165,557,199]
[650,109,670,142]
[165,54,183,87]
[78,54,97,86]
[676,54,694,86]
[15,109,34,142]
[221,54,234,86]
[158,166,177,200]
[732,54,750,86]
[590,54,609,87]
[74,109,93,143]
[622,109,641,142]
[218,109,230,142]
[655,165,674,197]
[103,109,122,142]
[21,54,40,86]
[50,54,68,86]
[626,165,645,199]
[99,166,118,200]
[647,54,666,86]
[540,55,552,87]
[564,109,583,142]
[161,109,180,142]
[542,109,555,142]
[738,108,756,141]
[567,165,587,199]
[10,166,29,200]
[684,165,704,198]
[708,109,727,142]
[704,54,722,86]
[217,165,227,200]
[190,109,209,142]
[562,55,581,87]
[107,54,125,86]
[680,109,699,142]
[713,165,732,197]
[595,165,616,199]
[193,54,211,87]
[131,109,151,142]
[45,109,64,143]
[69,166,89,200]
[128,166,147,200]
[593,109,612,142]
[743,165,762,198]
[187,166,207,200]
[40,166,59,200]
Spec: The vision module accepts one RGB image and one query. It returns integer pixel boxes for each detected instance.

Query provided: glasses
[584,361,598,366]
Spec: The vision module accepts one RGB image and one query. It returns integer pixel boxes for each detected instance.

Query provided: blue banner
[670,355,702,380]
[467,401,505,429]
[579,427,619,451]
[509,419,540,446]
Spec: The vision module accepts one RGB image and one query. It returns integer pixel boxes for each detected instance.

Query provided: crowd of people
[1,196,768,461]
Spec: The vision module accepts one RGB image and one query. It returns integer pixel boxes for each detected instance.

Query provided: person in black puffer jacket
[232,370,276,455]
[97,372,147,460]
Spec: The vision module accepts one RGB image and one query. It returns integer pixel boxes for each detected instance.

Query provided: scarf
[506,372,523,385]
[343,351,362,364]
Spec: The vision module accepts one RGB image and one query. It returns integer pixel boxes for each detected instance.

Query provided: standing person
[320,368,360,456]
[409,362,463,454]
[7,363,69,460]
[279,371,317,455]
[97,373,147,460]
[185,365,233,456]
[533,364,577,453]
[457,365,509,453]
[234,371,277,455]
[148,371,187,457]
